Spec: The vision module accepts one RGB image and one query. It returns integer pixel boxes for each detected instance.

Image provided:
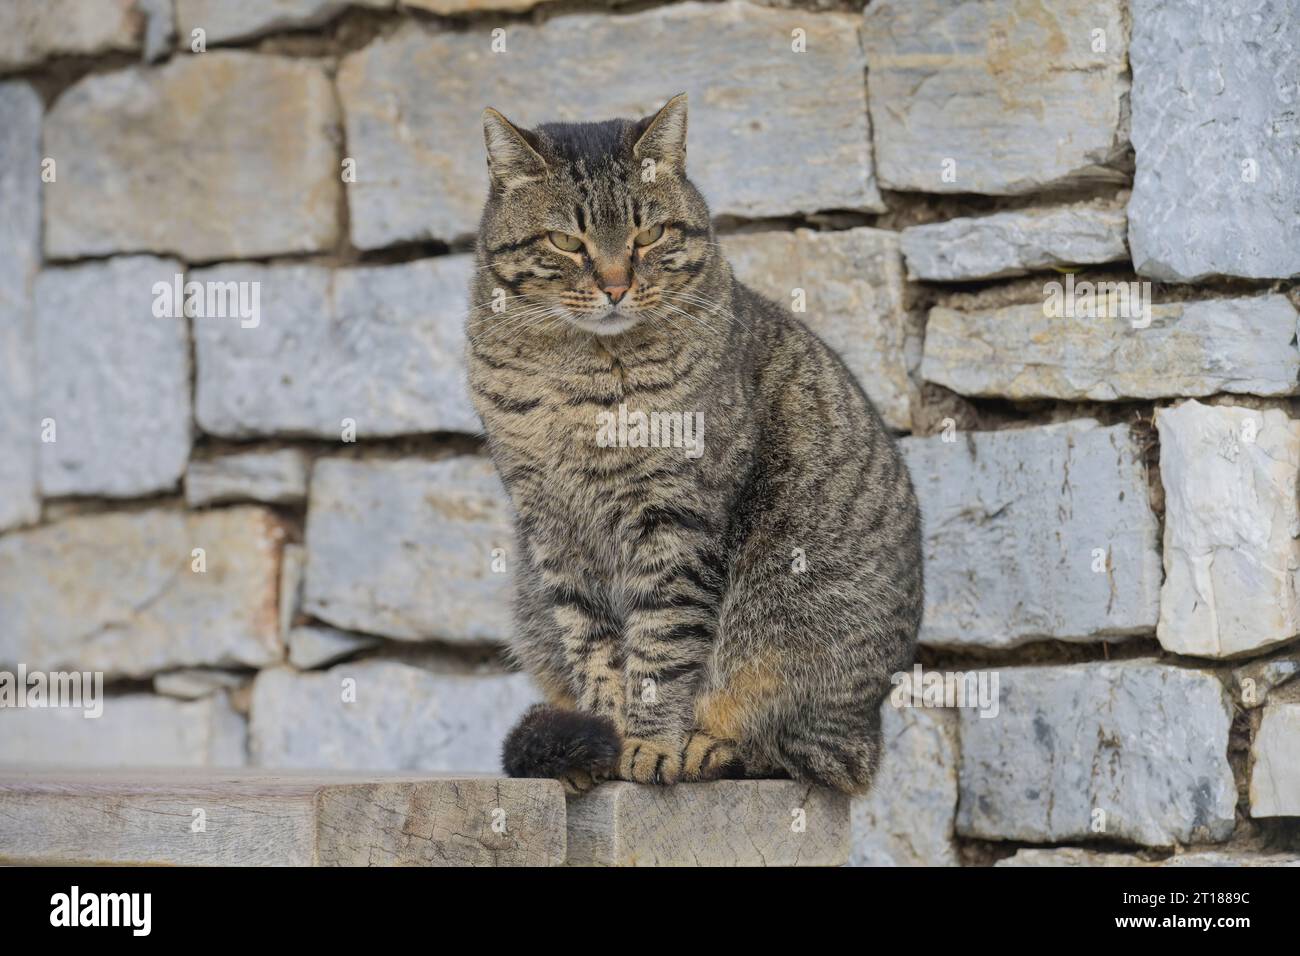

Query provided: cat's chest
[480,364,698,461]
[492,395,702,551]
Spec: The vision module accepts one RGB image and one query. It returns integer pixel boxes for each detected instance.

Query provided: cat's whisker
[475,309,557,347]
[658,290,750,333]
[649,301,726,338]
[486,311,559,343]
[462,307,543,335]
[485,305,570,348]
[457,294,537,323]
[638,307,686,339]
[480,306,556,335]
[662,296,745,331]
[659,287,736,314]
[661,292,729,324]
[658,285,732,309]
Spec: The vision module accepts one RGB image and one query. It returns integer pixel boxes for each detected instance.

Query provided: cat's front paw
[560,769,601,796]
[616,737,683,785]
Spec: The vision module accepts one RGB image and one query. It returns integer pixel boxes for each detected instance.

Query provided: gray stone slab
[44,53,340,260]
[1233,654,1300,710]
[862,0,1129,194]
[1156,401,1300,659]
[176,0,392,46]
[249,661,539,773]
[1127,0,1300,280]
[0,693,247,768]
[0,0,144,71]
[138,0,175,61]
[192,258,478,439]
[153,669,250,700]
[288,625,380,670]
[1250,689,1300,818]
[400,0,553,11]
[899,201,1128,282]
[35,257,191,498]
[303,456,513,643]
[280,543,305,644]
[902,420,1162,648]
[849,704,958,866]
[0,506,287,678]
[0,81,41,531]
[958,661,1236,847]
[999,848,1300,867]
[921,295,1300,402]
[185,449,310,507]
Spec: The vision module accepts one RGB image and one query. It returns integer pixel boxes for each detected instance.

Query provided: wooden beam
[0,768,566,866]
[565,780,849,867]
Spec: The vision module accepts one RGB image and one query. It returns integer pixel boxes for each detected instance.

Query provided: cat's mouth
[567,304,643,337]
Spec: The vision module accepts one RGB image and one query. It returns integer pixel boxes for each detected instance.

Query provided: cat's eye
[633,224,665,247]
[548,231,583,253]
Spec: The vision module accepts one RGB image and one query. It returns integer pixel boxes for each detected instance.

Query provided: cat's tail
[501,704,622,780]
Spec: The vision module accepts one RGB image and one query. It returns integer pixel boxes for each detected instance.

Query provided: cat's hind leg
[702,613,894,790]
[681,651,785,781]
[678,729,745,781]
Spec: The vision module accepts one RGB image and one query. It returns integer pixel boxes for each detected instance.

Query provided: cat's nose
[603,284,629,304]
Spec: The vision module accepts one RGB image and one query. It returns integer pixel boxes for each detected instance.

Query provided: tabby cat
[467,94,923,794]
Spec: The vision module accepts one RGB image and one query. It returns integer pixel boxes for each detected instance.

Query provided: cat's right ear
[634,93,688,170]
[482,108,548,191]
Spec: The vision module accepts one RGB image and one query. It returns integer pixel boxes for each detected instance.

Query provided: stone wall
[1,0,1298,866]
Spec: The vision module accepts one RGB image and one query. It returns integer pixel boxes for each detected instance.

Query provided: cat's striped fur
[469,95,922,794]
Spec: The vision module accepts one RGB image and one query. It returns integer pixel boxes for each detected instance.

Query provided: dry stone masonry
[44,53,341,261]
[1126,0,1300,281]
[303,456,515,642]
[921,295,1300,403]
[36,256,192,497]
[850,706,959,866]
[1,694,247,769]
[0,506,286,678]
[185,448,311,508]
[1156,402,1300,660]
[998,848,1300,868]
[861,0,1130,194]
[0,84,41,533]
[0,0,1297,866]
[0,0,152,71]
[902,421,1162,648]
[899,200,1129,283]
[175,0,394,47]
[249,661,539,773]
[1250,688,1300,818]
[192,259,478,438]
[957,661,1237,847]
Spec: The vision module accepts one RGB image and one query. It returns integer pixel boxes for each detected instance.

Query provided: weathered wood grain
[0,769,565,866]
[565,781,849,867]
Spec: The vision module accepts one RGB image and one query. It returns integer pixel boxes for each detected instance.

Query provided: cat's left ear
[634,93,688,169]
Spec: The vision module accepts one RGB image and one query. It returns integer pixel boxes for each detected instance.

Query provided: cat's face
[475,95,715,338]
